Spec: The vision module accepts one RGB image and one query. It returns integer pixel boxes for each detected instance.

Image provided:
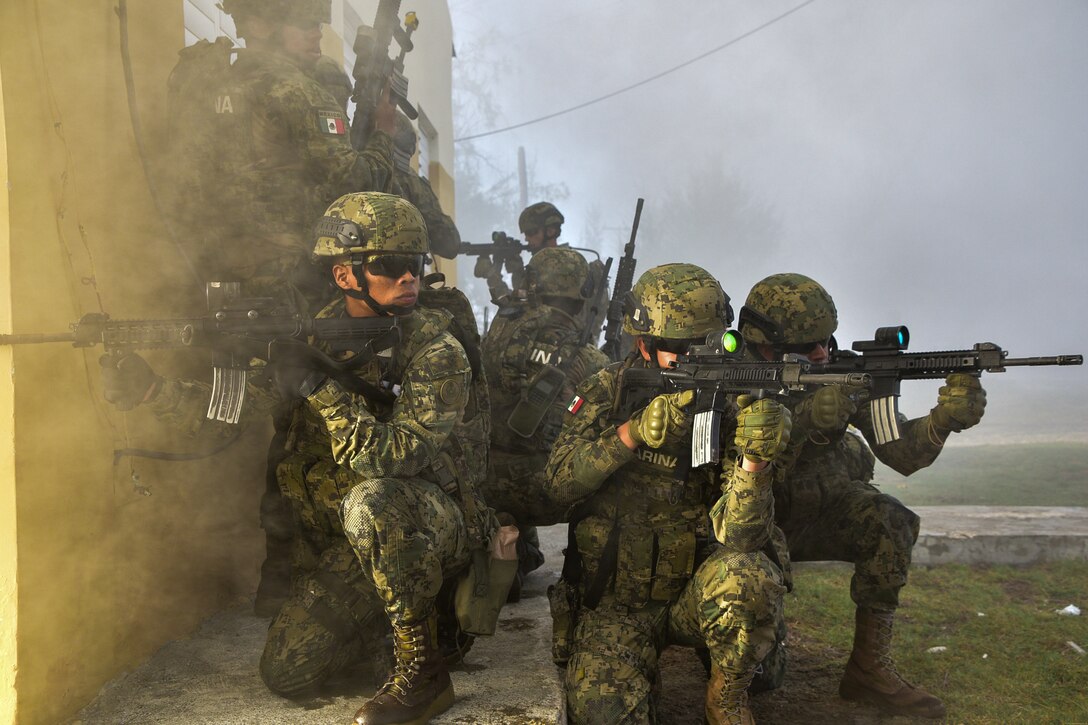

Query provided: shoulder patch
[566,395,585,415]
[438,378,463,407]
[318,109,346,135]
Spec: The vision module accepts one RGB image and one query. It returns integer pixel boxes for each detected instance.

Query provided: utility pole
[517,146,528,210]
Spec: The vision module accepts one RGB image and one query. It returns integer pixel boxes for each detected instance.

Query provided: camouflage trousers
[564,545,785,724]
[339,476,472,626]
[260,539,389,697]
[480,448,570,576]
[774,434,920,610]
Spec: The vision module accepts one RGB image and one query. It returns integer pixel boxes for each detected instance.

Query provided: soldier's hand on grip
[803,385,858,431]
[99,352,161,411]
[628,390,695,449]
[930,372,986,433]
[734,395,792,464]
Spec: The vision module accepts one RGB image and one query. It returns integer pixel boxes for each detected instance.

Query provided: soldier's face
[523,228,546,252]
[279,22,324,67]
[333,261,420,316]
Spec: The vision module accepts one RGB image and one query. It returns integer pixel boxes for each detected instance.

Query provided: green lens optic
[722,331,740,353]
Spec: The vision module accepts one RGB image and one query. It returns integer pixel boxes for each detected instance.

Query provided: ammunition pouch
[506,364,567,438]
[454,525,519,636]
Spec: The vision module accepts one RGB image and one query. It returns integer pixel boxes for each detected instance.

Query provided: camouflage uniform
[481,248,611,578]
[545,362,788,724]
[165,0,396,618]
[545,264,790,724]
[209,47,395,292]
[132,195,493,710]
[737,273,984,719]
[141,297,490,696]
[739,274,938,610]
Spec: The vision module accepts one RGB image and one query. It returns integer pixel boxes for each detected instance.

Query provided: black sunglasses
[365,254,425,279]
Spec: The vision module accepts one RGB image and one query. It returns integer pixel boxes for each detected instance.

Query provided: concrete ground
[76,507,1088,725]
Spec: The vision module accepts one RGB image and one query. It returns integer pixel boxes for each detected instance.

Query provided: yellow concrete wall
[0,2,267,723]
[0,56,19,725]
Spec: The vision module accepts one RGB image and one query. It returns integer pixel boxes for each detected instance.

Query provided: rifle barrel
[1002,355,1083,367]
[0,332,76,345]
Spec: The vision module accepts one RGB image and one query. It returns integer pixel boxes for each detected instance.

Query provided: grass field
[780,561,1088,724]
[871,442,1088,507]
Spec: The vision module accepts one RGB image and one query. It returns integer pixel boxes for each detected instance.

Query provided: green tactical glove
[99,353,161,411]
[473,256,495,279]
[929,372,986,433]
[628,390,695,449]
[734,395,792,463]
[802,385,858,432]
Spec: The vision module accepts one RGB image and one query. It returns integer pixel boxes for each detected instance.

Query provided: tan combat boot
[705,664,756,725]
[839,607,946,719]
[353,613,454,725]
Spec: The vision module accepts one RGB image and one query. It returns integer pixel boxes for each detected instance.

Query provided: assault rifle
[616,331,872,467]
[350,0,419,151]
[824,326,1083,445]
[0,283,400,424]
[459,231,528,265]
[601,198,642,362]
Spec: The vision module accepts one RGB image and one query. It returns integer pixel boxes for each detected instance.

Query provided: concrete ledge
[912,506,1088,566]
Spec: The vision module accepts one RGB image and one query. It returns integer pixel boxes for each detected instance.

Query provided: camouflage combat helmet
[518,202,565,234]
[312,191,428,260]
[525,247,591,301]
[623,263,733,339]
[738,273,838,346]
[219,0,331,25]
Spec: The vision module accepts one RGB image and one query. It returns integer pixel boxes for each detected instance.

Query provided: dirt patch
[999,577,1037,603]
[657,629,932,724]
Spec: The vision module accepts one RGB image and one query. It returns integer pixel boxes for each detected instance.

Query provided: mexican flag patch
[319,111,346,135]
[566,395,585,415]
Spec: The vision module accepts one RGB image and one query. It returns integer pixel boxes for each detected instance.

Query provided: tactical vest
[562,362,719,610]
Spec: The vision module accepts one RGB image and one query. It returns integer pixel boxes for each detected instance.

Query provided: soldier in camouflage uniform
[545,263,793,725]
[475,202,610,336]
[199,0,398,301]
[737,273,988,720]
[164,0,401,617]
[480,247,611,593]
[101,194,494,724]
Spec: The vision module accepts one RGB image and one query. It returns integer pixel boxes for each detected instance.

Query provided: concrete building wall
[0,1,454,723]
[0,55,18,725]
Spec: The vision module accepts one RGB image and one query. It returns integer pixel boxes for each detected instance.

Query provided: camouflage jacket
[777,385,944,482]
[544,360,786,608]
[148,298,492,550]
[483,301,610,454]
[208,48,395,275]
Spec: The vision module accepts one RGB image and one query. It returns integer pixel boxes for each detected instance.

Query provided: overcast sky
[446,0,1086,433]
